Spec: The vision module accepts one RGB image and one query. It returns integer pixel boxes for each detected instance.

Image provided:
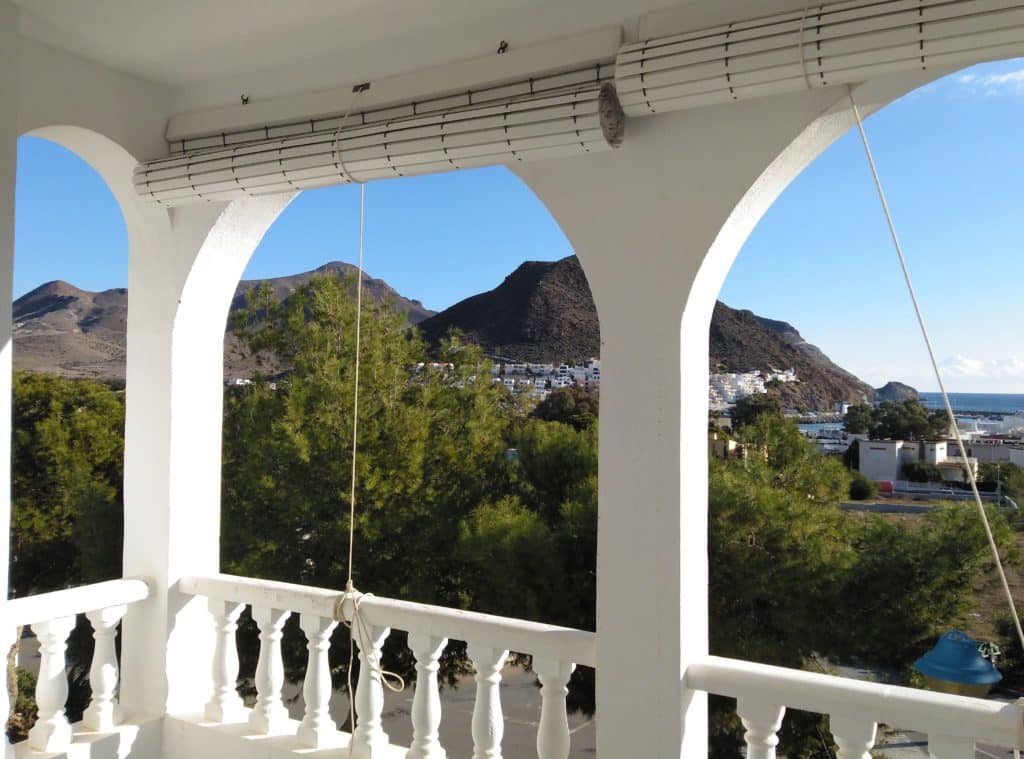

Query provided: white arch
[513,67,947,757]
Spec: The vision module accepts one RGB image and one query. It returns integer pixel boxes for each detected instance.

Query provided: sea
[918,392,1024,415]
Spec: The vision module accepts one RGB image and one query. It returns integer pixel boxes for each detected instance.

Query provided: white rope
[328,90,407,754]
[849,90,1024,654]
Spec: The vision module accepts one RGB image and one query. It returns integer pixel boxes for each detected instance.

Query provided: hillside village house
[3,1,1024,757]
[858,439,980,485]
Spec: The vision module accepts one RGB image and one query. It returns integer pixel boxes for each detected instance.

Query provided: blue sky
[13,59,1024,393]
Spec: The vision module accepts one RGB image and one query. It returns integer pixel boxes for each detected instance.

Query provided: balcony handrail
[356,594,596,667]
[687,654,1024,748]
[180,572,596,666]
[3,578,152,627]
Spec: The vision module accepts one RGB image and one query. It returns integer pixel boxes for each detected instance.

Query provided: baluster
[247,606,291,734]
[83,604,127,732]
[830,712,877,759]
[736,697,785,759]
[1,624,16,758]
[468,644,508,759]
[929,734,975,759]
[204,599,247,723]
[534,656,574,759]
[351,623,391,759]
[407,633,448,759]
[296,614,339,748]
[28,615,76,753]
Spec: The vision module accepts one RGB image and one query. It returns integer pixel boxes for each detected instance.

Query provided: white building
[709,371,766,405]
[859,439,977,484]
[3,2,1023,757]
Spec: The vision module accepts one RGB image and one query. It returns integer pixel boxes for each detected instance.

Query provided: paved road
[840,501,938,514]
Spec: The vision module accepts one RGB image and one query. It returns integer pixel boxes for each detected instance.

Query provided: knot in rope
[336,581,406,694]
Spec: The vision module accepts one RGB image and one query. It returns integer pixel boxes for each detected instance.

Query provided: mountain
[417,256,599,363]
[230,262,433,324]
[874,380,919,402]
[12,264,434,381]
[13,281,129,381]
[712,304,873,409]
[421,255,872,410]
[14,255,874,411]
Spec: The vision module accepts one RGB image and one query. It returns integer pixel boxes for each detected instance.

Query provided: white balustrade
[352,622,392,759]
[83,604,128,731]
[296,613,339,748]
[407,633,448,759]
[248,606,292,734]
[830,712,878,759]
[737,697,785,759]
[688,655,1024,759]
[205,598,247,723]
[468,644,508,759]
[534,656,574,759]
[180,574,598,758]
[28,615,77,752]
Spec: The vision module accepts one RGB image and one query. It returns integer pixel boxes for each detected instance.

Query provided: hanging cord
[848,91,1024,654]
[328,88,405,754]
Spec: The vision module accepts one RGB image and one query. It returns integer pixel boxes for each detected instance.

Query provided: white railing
[179,573,595,758]
[687,655,1024,759]
[1,578,152,755]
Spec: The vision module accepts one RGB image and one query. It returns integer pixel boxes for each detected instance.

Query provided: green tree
[850,400,948,441]
[531,386,598,431]
[848,471,877,500]
[978,462,1024,500]
[842,404,874,435]
[11,372,124,596]
[730,393,783,430]
[222,276,518,606]
[901,460,942,483]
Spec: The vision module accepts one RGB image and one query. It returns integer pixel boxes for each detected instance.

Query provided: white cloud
[936,354,1024,390]
[956,68,1024,95]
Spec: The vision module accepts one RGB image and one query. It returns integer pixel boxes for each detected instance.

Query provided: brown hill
[13,281,129,381]
[417,256,600,363]
[712,303,873,409]
[421,255,872,410]
[13,265,433,382]
[14,256,873,411]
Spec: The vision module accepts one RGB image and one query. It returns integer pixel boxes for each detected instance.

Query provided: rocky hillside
[418,256,599,363]
[14,255,875,411]
[13,281,128,381]
[874,380,919,402]
[713,304,874,409]
[13,264,433,382]
[422,255,872,410]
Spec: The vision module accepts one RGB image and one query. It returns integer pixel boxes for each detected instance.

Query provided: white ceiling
[13,0,662,110]
[14,0,811,113]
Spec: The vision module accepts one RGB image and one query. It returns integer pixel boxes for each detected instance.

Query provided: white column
[28,615,76,753]
[118,196,293,719]
[248,606,291,734]
[0,623,15,759]
[830,712,877,759]
[534,656,574,759]
[407,633,447,759]
[513,86,867,758]
[204,599,247,723]
[468,644,507,759]
[737,698,785,759]
[351,623,391,759]
[83,604,128,731]
[0,0,20,603]
[296,613,339,748]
